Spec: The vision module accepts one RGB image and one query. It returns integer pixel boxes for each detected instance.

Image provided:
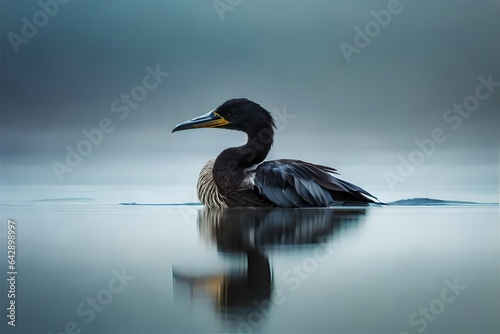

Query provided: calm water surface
[0,200,498,334]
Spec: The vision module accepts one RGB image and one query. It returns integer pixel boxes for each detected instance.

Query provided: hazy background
[1,0,499,203]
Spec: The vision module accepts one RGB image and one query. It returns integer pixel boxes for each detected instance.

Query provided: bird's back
[198,159,378,208]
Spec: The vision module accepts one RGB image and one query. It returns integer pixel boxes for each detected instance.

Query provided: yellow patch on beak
[191,117,230,128]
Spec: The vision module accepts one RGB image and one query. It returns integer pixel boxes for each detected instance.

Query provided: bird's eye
[229,108,236,114]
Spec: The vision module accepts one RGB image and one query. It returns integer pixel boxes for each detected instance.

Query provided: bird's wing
[253,159,379,207]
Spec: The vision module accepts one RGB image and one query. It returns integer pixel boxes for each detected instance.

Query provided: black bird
[172,98,380,208]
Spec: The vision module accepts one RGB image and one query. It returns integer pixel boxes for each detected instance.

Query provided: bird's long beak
[172,110,230,133]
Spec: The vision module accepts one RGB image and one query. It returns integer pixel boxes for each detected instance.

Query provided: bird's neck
[213,127,274,189]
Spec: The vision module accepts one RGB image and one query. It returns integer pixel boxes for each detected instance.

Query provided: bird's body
[173,98,380,208]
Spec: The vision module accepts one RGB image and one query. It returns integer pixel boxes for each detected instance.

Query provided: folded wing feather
[253,159,378,207]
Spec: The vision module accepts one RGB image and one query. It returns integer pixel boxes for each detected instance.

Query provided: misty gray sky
[0,0,499,200]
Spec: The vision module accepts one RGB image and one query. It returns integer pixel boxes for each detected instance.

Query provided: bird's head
[172,98,276,134]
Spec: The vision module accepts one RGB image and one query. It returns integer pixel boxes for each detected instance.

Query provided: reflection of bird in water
[198,207,365,251]
[172,98,380,208]
[173,207,365,324]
